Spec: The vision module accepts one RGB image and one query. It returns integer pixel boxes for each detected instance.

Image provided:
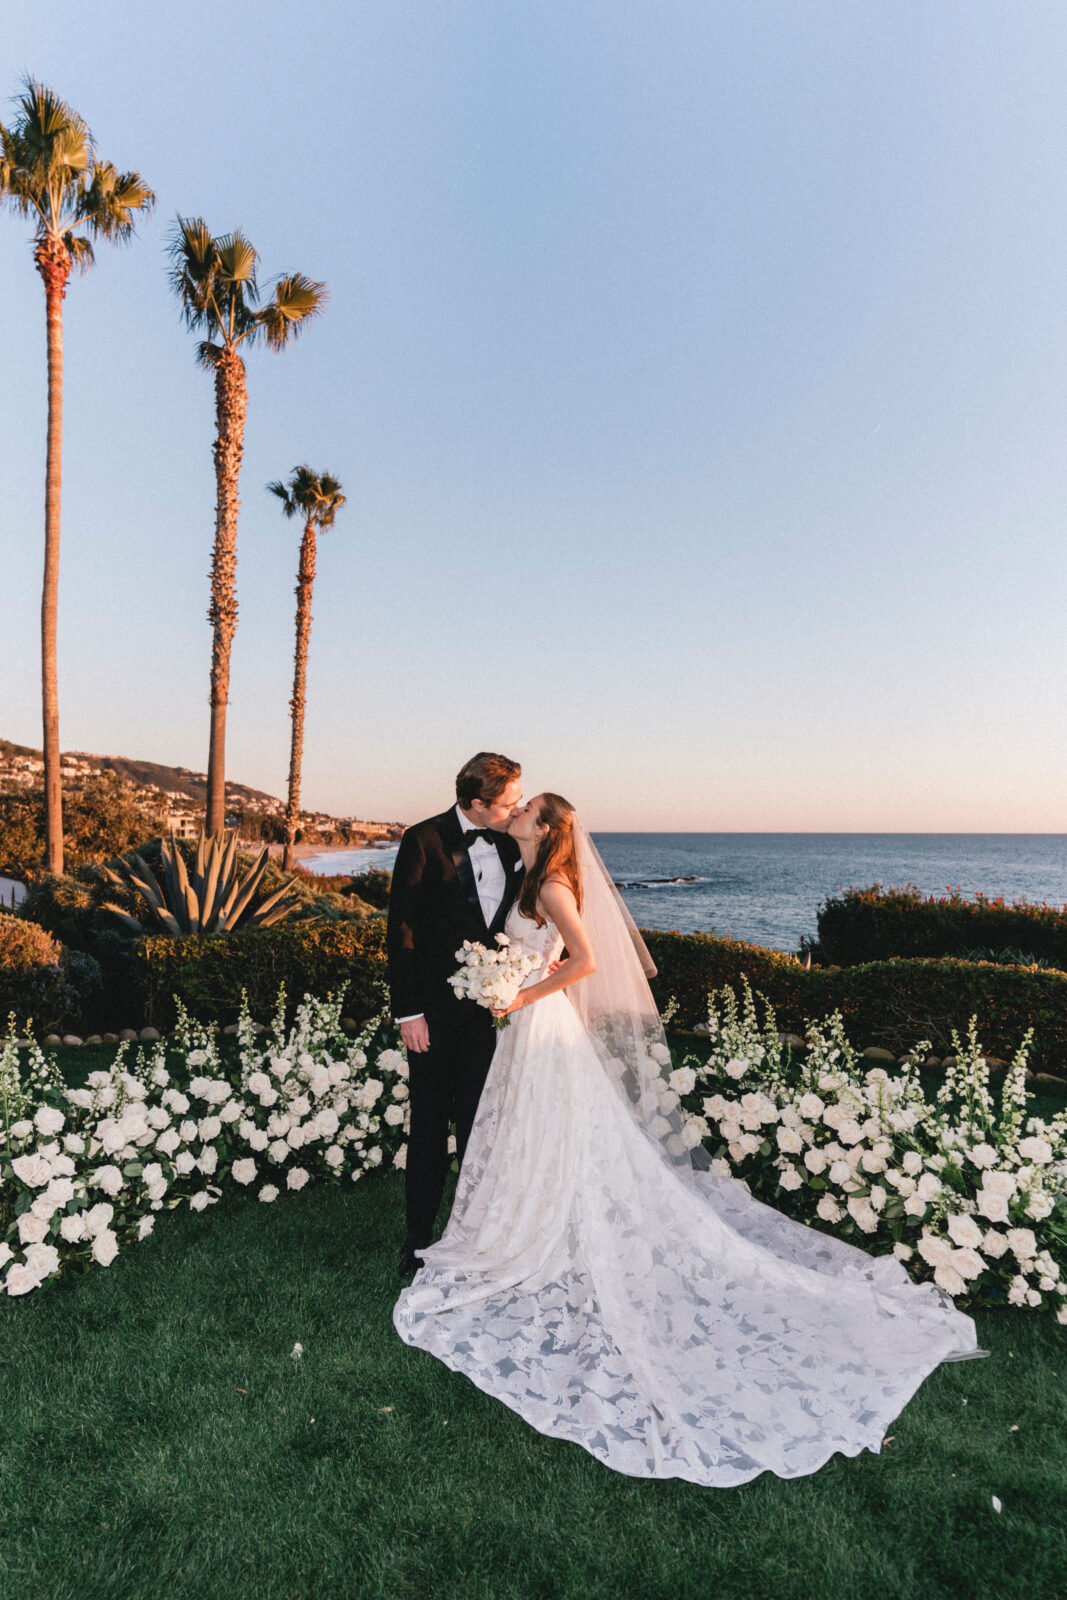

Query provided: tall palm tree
[267,468,346,870]
[168,219,327,838]
[0,80,155,874]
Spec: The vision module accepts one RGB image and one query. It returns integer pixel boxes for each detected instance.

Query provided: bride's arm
[491,880,595,1016]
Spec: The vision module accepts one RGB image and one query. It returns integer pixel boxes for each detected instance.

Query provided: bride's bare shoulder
[538,877,578,915]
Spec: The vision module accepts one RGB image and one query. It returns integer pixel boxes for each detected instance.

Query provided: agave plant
[101,831,306,937]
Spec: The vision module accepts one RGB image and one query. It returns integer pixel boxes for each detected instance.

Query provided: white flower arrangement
[447,934,543,1028]
[0,990,410,1300]
[679,981,1067,1319]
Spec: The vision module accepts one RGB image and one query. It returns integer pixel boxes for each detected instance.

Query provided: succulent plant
[101,831,306,937]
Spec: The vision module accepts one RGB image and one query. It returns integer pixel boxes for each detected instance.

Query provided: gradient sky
[2,2,1066,831]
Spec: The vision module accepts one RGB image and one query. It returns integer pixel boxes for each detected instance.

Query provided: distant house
[166,810,201,840]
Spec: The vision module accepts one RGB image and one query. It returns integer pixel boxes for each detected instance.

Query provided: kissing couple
[386,751,981,1487]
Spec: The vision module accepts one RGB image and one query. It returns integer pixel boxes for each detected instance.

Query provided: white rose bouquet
[448,934,543,1028]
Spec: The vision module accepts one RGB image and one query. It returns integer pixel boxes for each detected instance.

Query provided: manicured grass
[3,1044,1066,1599]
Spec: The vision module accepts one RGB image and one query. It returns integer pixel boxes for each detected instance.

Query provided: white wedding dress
[394,901,981,1487]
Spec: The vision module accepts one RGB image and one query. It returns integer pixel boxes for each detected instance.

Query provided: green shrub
[645,927,1067,1070]
[132,920,388,1030]
[0,778,165,877]
[644,929,805,1029]
[0,913,102,1034]
[811,883,1067,969]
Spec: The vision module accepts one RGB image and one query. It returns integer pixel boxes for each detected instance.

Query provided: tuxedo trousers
[404,1009,496,1249]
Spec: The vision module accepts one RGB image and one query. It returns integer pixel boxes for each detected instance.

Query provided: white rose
[146,1106,171,1130]
[776,1127,804,1155]
[11,1154,52,1188]
[893,1242,913,1261]
[946,1213,984,1249]
[24,1242,60,1278]
[259,1184,279,1202]
[189,1192,210,1212]
[246,1072,271,1096]
[163,1089,190,1114]
[668,1067,696,1096]
[30,1196,58,1222]
[1017,1136,1053,1165]
[138,1215,155,1239]
[9,1119,35,1140]
[828,1161,853,1186]
[198,1116,222,1143]
[917,1232,954,1268]
[847,1198,879,1233]
[91,1229,119,1267]
[384,1104,405,1127]
[248,1128,270,1152]
[649,1042,671,1066]
[315,1107,341,1137]
[269,1140,290,1163]
[367,1146,383,1166]
[199,1147,219,1175]
[933,1263,966,1296]
[803,1148,827,1175]
[174,1151,196,1175]
[837,1120,863,1146]
[219,1100,242,1124]
[816,1196,843,1223]
[779,1167,803,1192]
[902,1151,923,1176]
[982,1228,1009,1258]
[798,1094,824,1119]
[286,1167,310,1191]
[916,1173,942,1202]
[982,1170,1017,1199]
[34,1105,65,1135]
[92,1165,125,1197]
[142,1163,164,1186]
[869,1185,887,1212]
[45,1176,75,1206]
[286,1125,307,1149]
[1025,1190,1054,1221]
[146,1179,168,1202]
[17,1212,49,1245]
[976,1190,1010,1224]
[1006,1228,1038,1260]
[903,1194,928,1218]
[951,1247,986,1282]
[84,1202,114,1236]
[232,1159,257,1185]
[63,1133,86,1155]
[724,1058,748,1080]
[155,1128,181,1156]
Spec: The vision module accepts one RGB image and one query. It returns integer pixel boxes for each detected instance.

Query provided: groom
[387,752,525,1277]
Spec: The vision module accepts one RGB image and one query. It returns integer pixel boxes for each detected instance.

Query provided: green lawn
[2,1050,1066,1600]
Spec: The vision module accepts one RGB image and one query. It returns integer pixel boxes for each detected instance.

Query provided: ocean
[302,834,1067,954]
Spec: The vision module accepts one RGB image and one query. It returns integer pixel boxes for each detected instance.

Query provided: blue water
[303,835,1067,954]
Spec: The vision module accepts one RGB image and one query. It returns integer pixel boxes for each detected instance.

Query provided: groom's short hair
[456,752,521,808]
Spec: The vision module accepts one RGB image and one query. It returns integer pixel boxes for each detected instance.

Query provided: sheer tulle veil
[567,822,706,1172]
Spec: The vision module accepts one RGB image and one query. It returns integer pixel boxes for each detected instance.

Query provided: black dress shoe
[398,1245,424,1279]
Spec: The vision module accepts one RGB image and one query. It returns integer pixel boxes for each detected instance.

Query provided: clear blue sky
[2,1,1066,830]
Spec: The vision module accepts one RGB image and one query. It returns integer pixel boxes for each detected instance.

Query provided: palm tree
[168,219,327,838]
[268,468,346,870]
[0,81,155,875]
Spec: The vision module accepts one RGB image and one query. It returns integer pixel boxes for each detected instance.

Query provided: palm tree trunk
[35,236,71,877]
[206,345,247,838]
[283,518,317,872]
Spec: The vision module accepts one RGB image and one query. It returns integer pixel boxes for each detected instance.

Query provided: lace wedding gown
[393,905,980,1487]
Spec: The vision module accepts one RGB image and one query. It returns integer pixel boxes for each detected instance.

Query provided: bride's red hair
[518,793,583,927]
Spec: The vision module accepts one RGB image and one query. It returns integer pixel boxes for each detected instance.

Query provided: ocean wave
[612,876,706,889]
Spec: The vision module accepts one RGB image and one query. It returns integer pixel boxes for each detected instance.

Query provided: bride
[393,793,981,1487]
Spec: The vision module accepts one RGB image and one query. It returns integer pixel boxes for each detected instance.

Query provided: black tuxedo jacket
[386,807,525,1029]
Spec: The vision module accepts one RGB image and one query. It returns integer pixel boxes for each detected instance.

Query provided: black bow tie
[462,828,498,849]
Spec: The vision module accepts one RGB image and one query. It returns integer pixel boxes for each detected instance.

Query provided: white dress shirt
[397,805,509,1025]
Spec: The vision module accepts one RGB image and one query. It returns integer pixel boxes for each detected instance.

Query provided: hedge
[128,919,1067,1073]
[0,913,103,1034]
[644,929,1067,1070]
[133,920,388,1030]
[813,884,1067,969]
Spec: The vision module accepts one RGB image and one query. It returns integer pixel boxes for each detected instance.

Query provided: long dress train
[394,907,980,1487]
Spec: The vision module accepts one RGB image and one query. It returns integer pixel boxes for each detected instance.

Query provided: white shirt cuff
[397,1013,425,1024]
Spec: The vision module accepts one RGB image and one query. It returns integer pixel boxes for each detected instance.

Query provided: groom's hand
[400,1016,430,1054]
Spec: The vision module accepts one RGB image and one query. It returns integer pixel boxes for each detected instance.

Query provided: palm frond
[78,160,155,241]
[0,80,91,232]
[167,214,221,331]
[256,272,328,351]
[215,229,259,295]
[64,232,95,272]
[195,339,224,370]
[267,479,297,516]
